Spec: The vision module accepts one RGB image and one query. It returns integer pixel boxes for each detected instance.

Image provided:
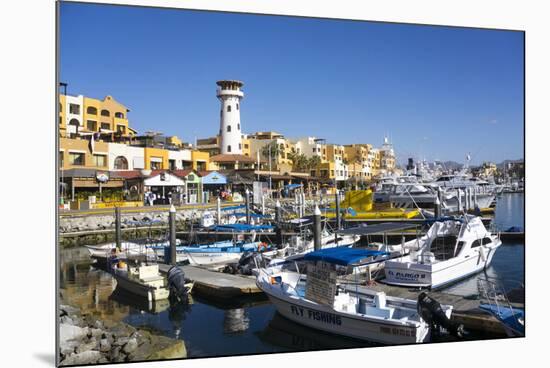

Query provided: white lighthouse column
[217,80,244,155]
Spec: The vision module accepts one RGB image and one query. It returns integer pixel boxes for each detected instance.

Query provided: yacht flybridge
[383,215,502,289]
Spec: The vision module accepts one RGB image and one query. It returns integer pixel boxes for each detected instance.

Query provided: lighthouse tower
[217,80,244,155]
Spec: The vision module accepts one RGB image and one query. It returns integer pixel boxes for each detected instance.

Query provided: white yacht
[383,215,501,289]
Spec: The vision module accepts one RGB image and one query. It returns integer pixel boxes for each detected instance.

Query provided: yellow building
[191,150,211,171]
[82,95,133,136]
[59,137,110,170]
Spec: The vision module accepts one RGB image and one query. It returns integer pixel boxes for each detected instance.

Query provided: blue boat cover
[284,184,303,190]
[479,303,525,335]
[221,205,246,211]
[230,212,271,218]
[213,223,274,231]
[304,247,389,266]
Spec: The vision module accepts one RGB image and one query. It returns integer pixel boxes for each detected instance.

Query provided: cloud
[488,119,498,124]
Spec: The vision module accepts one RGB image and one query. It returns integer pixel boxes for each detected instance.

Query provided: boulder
[122,338,138,354]
[99,338,111,352]
[59,324,88,342]
[60,350,102,366]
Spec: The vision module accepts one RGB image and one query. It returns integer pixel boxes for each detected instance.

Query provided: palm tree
[261,141,281,170]
[307,155,322,173]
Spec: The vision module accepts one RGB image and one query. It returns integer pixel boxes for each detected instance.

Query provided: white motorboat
[256,247,454,344]
[86,241,159,260]
[383,215,501,289]
[112,264,169,301]
[281,228,360,258]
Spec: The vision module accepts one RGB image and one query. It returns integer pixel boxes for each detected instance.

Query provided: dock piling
[115,207,121,250]
[313,204,321,251]
[335,190,341,244]
[216,197,221,225]
[169,205,177,265]
[245,189,251,225]
[275,200,283,248]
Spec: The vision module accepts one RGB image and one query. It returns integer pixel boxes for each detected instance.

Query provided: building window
[101,109,110,117]
[69,152,85,166]
[59,117,62,126]
[237,124,240,130]
[116,125,126,134]
[114,156,128,170]
[244,144,249,149]
[87,106,97,115]
[227,105,231,112]
[93,154,107,167]
[115,112,124,119]
[236,103,239,110]
[239,143,242,150]
[86,120,97,131]
[69,104,80,115]
[150,161,162,170]
[100,122,110,130]
[227,145,232,152]
[227,125,231,132]
[169,159,176,170]
[59,151,64,167]
[196,162,206,171]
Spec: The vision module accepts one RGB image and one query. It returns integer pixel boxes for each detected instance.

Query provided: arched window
[114,156,129,170]
[227,125,231,132]
[227,105,231,112]
[115,112,124,119]
[68,118,80,127]
[237,123,240,130]
[227,145,232,152]
[87,106,98,115]
[101,109,110,117]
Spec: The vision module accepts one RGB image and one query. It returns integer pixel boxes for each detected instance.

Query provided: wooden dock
[156,262,521,337]
[158,264,262,299]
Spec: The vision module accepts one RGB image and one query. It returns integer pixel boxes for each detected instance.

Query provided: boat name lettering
[380,326,414,337]
[387,270,426,280]
[290,305,342,325]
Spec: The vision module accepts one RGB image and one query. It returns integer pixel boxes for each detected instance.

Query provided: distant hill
[496,159,524,169]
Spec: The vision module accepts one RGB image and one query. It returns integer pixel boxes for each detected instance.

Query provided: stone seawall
[59,304,186,365]
[59,208,211,248]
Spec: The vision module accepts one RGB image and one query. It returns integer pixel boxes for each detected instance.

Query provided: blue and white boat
[477,278,524,337]
[150,239,273,266]
[256,247,453,344]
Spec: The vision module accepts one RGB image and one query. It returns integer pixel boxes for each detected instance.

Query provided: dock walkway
[158,264,261,299]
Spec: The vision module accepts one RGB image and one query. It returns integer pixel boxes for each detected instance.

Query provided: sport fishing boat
[383,215,502,289]
[256,247,455,344]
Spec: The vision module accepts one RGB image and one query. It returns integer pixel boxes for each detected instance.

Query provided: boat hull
[113,274,169,301]
[384,244,499,289]
[257,276,429,344]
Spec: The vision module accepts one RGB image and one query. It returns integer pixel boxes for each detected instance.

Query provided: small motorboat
[112,263,170,302]
[256,247,457,344]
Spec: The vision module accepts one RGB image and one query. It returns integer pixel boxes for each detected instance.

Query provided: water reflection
[223,308,250,334]
[258,312,373,351]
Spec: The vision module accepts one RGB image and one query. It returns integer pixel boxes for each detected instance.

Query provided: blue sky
[59,3,524,165]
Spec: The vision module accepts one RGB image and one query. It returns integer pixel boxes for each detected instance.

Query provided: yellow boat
[326,189,420,220]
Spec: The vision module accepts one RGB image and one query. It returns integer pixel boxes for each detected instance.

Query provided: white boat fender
[479,246,487,262]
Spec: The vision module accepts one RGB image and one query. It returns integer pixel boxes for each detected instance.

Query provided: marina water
[60,193,524,357]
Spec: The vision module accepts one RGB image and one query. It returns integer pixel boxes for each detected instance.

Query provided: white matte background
[0,1,546,367]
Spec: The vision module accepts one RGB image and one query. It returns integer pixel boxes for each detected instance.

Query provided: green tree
[261,141,281,167]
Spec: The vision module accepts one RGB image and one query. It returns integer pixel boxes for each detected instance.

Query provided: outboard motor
[167,266,189,304]
[223,252,265,275]
[417,292,465,338]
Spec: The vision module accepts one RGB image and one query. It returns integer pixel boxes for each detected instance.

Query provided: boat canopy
[304,247,389,266]
[336,222,419,236]
[284,184,303,190]
[221,205,246,211]
[213,223,274,232]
